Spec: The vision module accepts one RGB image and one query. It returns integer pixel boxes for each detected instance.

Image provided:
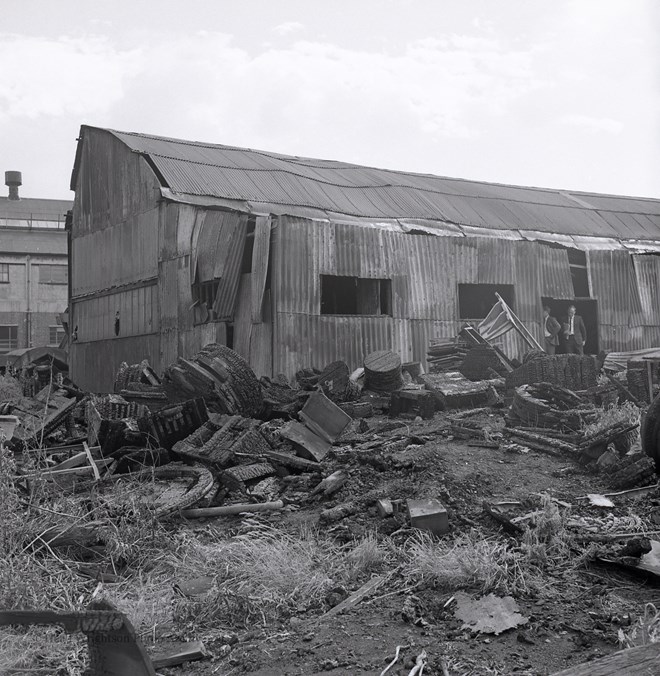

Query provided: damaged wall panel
[213,214,249,320]
[633,254,660,326]
[538,244,573,299]
[250,216,272,323]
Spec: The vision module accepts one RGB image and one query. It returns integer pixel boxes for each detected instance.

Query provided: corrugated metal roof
[0,196,70,223]
[74,125,660,240]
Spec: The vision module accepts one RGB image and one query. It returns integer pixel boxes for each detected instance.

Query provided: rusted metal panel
[250,290,273,377]
[70,334,160,393]
[538,243,573,298]
[159,259,178,332]
[213,214,248,320]
[233,273,252,360]
[251,216,271,323]
[633,255,660,325]
[514,241,541,321]
[590,250,644,327]
[477,238,515,284]
[71,208,159,296]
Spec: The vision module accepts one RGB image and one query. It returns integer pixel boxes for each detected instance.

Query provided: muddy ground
[148,411,660,676]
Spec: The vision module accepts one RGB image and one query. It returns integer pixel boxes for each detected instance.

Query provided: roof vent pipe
[5,171,22,200]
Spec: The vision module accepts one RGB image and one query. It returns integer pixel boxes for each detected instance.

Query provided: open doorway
[541,298,599,355]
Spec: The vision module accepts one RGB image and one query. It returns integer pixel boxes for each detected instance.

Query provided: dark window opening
[241,216,256,273]
[0,264,8,284]
[567,248,590,297]
[0,325,18,352]
[458,283,515,321]
[321,276,392,316]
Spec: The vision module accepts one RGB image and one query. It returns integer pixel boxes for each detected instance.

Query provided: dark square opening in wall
[320,275,392,316]
[458,283,515,321]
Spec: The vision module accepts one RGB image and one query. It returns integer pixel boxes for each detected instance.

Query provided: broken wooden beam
[151,640,207,669]
[181,500,284,518]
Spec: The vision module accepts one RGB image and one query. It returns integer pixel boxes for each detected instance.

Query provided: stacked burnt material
[86,395,147,454]
[507,383,597,431]
[137,398,209,450]
[459,345,510,381]
[114,360,167,408]
[627,360,650,404]
[420,372,499,411]
[172,414,272,468]
[506,354,598,391]
[427,338,469,373]
[162,344,263,417]
[389,389,435,420]
[317,361,361,402]
[296,368,322,390]
[337,401,373,419]
[260,376,306,417]
[364,351,404,393]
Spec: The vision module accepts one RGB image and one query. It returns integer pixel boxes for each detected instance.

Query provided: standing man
[543,305,561,355]
[562,304,587,355]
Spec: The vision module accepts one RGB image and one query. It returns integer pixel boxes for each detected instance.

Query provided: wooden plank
[250,215,271,323]
[321,575,387,619]
[151,641,207,669]
[181,500,284,519]
[550,641,660,675]
[83,441,101,481]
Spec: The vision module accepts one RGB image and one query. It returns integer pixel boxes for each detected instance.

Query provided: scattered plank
[321,575,387,619]
[151,640,207,669]
[181,500,284,519]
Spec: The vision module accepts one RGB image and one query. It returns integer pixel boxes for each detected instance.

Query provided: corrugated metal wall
[272,217,542,376]
[270,217,660,377]
[74,282,158,342]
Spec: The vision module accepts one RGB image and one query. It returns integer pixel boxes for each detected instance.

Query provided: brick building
[0,171,71,367]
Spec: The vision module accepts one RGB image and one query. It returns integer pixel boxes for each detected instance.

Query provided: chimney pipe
[5,171,22,200]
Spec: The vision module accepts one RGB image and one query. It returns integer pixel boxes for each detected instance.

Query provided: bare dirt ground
[145,412,659,676]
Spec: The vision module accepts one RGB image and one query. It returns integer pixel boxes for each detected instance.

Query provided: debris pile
[506,353,598,391]
[426,337,468,373]
[162,343,264,417]
[363,350,404,392]
[420,371,499,411]
[459,345,511,381]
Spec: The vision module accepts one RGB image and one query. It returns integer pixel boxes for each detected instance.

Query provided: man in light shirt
[543,305,561,355]
[562,304,587,355]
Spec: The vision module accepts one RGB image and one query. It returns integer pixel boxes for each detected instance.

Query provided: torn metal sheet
[453,592,529,635]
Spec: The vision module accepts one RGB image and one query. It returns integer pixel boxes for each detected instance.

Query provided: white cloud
[272,21,304,36]
[0,34,139,120]
[560,114,623,134]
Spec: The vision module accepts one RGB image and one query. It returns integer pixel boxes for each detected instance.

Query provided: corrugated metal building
[69,126,660,392]
[0,172,70,366]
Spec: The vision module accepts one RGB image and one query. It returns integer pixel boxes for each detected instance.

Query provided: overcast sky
[1,0,658,201]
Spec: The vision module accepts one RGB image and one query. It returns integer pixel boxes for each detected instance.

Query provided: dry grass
[404,530,528,595]
[619,603,660,648]
[584,401,640,436]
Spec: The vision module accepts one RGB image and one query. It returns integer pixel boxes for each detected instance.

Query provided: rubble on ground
[5,334,660,675]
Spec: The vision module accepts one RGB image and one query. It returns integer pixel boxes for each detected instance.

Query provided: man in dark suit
[543,305,561,355]
[562,304,587,355]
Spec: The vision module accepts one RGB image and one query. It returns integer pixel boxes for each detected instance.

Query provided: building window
[49,326,65,346]
[567,248,590,297]
[191,278,220,322]
[458,283,515,321]
[0,264,8,283]
[241,216,256,273]
[0,326,18,352]
[39,264,68,285]
[320,275,392,316]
